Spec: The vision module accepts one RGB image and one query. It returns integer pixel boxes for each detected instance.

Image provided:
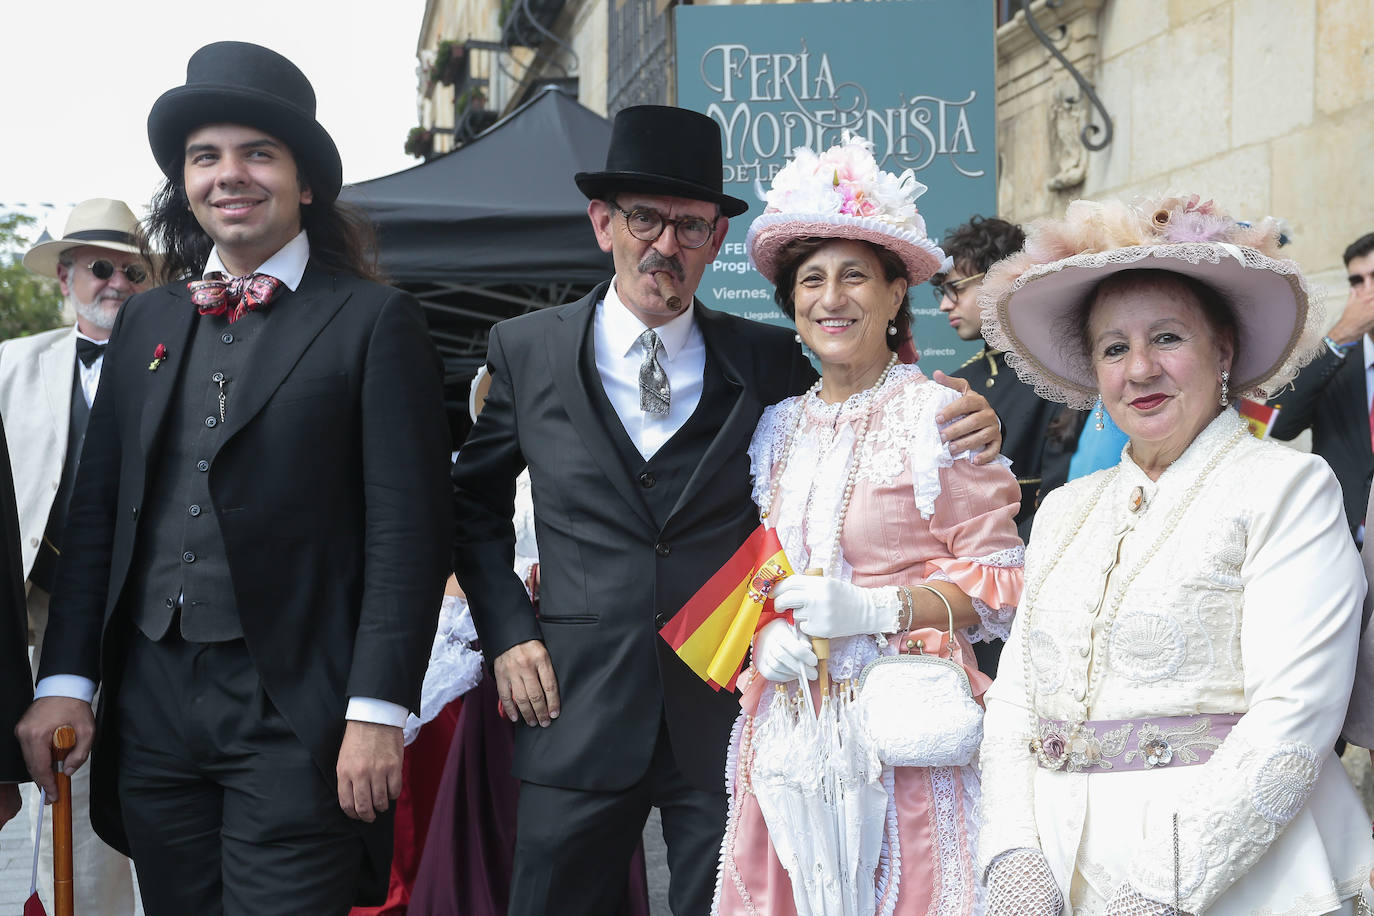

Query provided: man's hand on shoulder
[336,720,404,823]
[494,639,560,727]
[932,370,1003,464]
[15,697,95,798]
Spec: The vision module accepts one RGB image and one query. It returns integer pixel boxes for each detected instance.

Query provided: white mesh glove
[985,848,1064,916]
[771,576,899,639]
[1104,884,1193,916]
[752,619,819,683]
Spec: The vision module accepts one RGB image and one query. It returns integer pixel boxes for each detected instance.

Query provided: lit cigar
[655,272,683,311]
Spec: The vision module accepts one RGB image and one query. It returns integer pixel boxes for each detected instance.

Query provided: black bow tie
[75,338,107,368]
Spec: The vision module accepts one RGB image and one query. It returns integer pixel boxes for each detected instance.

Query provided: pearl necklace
[759,352,900,576]
[1020,423,1246,769]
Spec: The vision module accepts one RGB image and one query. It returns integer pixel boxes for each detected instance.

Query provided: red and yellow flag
[660,525,794,691]
[1237,397,1279,439]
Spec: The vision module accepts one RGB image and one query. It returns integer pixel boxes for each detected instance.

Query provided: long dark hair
[142,165,385,284]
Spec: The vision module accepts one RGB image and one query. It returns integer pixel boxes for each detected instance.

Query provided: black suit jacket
[1268,346,1371,536]
[452,282,815,793]
[0,416,32,783]
[39,265,452,893]
[952,347,1076,541]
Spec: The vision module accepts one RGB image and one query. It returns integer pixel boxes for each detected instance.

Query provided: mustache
[638,251,684,281]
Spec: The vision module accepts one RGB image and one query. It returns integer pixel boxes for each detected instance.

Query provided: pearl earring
[1094,397,1105,431]
[794,332,802,344]
[887,320,897,337]
[1220,369,1230,407]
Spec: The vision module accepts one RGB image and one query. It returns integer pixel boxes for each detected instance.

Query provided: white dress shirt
[594,278,705,459]
[38,231,406,728]
[73,328,105,408]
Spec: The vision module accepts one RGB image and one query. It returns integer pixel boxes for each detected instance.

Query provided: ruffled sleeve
[747,398,798,512]
[910,384,1025,642]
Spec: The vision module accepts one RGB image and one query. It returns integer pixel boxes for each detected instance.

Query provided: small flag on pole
[660,525,794,691]
[1237,398,1279,439]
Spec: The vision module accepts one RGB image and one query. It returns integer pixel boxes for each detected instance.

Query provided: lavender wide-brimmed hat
[747,135,944,286]
[977,194,1324,409]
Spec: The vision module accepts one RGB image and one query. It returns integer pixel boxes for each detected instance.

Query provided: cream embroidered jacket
[979,412,1374,915]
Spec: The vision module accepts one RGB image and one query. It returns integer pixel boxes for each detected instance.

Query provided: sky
[2,0,429,242]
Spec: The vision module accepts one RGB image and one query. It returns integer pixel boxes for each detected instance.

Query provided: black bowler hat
[575,106,748,218]
[147,42,343,203]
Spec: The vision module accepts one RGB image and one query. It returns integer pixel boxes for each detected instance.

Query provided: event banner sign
[675,1,995,376]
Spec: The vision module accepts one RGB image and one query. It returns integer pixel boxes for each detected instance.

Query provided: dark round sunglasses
[85,259,149,285]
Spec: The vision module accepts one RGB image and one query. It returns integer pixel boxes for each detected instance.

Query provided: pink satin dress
[714,364,1024,916]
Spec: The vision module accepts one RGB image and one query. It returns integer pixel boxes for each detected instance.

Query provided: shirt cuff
[345,697,409,728]
[33,675,96,704]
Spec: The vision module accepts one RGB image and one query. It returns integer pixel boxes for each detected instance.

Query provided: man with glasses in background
[940,215,1076,676]
[0,197,148,914]
[1268,231,1374,544]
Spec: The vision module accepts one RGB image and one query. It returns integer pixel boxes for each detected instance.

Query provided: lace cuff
[403,595,484,745]
[984,847,1063,916]
[925,547,1024,643]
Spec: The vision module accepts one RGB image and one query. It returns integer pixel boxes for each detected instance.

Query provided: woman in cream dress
[977,194,1374,916]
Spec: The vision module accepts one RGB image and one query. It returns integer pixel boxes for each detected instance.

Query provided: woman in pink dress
[713,137,1024,916]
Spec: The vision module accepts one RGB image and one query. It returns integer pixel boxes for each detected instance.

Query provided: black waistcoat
[580,323,731,532]
[128,311,268,642]
[31,358,91,593]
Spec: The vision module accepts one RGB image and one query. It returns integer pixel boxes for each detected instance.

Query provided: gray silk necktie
[638,329,670,415]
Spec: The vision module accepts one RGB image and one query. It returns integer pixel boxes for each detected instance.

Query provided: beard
[70,288,125,332]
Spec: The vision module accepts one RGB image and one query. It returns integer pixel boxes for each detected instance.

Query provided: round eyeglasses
[85,259,149,285]
[611,202,716,250]
[930,271,985,304]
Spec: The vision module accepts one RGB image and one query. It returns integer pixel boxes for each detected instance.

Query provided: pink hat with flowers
[747,135,945,286]
[978,194,1324,409]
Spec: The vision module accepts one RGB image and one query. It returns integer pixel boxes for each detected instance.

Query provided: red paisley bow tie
[188,273,284,323]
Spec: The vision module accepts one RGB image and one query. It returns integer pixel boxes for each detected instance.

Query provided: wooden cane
[804,568,830,694]
[51,726,76,916]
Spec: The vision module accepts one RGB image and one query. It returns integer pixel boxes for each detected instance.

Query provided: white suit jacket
[0,326,77,580]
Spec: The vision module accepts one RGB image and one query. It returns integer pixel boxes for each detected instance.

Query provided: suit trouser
[509,719,727,916]
[114,628,366,916]
[27,585,138,915]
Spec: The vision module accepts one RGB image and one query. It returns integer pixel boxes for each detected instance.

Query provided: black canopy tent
[341,86,614,365]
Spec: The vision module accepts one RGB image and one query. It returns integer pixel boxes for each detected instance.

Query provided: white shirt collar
[72,326,105,345]
[202,231,310,291]
[1363,333,1374,371]
[602,275,695,361]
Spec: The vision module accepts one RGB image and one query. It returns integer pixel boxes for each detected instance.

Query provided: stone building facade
[414,0,1372,286]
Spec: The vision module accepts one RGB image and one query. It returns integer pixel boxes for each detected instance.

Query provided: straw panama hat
[977,194,1323,410]
[23,198,145,279]
[747,134,945,287]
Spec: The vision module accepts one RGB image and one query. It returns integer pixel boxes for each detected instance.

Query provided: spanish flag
[1237,397,1279,439]
[660,525,794,691]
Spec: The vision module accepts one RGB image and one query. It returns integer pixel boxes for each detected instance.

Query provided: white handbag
[856,584,983,768]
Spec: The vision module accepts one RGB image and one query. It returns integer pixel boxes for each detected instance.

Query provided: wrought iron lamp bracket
[1020,0,1113,151]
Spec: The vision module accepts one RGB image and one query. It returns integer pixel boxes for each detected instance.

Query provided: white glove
[984,848,1064,916]
[752,619,818,683]
[771,576,899,639]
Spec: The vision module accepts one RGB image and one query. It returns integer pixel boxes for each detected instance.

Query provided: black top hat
[147,42,343,203]
[576,106,748,218]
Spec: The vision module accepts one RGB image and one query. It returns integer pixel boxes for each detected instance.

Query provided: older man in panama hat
[2,198,151,914]
[15,41,451,916]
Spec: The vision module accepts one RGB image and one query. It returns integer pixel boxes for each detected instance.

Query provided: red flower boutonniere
[148,344,167,371]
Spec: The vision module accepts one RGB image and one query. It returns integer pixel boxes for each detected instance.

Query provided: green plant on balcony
[404,126,433,159]
[429,39,465,88]
[456,87,487,116]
